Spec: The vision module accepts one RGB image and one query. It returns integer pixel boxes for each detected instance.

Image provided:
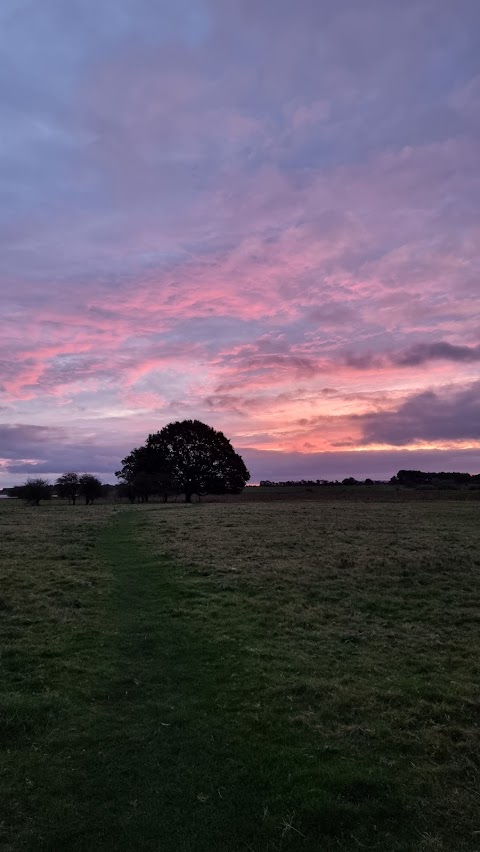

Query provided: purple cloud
[1,1,480,484]
[395,342,480,366]
[345,342,480,370]
[358,382,480,446]
[0,424,66,455]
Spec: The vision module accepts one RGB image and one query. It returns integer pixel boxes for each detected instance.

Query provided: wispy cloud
[1,0,480,482]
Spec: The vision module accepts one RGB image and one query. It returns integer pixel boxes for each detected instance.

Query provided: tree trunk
[185,491,192,503]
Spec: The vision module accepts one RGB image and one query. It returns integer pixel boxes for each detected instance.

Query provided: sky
[1,0,479,485]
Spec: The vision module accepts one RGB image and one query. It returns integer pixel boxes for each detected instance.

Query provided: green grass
[1,499,480,850]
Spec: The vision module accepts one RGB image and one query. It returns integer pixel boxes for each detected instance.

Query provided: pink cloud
[2,0,480,485]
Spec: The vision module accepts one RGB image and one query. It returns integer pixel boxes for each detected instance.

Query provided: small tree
[79,474,103,505]
[22,477,52,506]
[55,472,80,504]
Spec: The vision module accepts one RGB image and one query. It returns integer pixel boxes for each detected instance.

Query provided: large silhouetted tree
[118,420,250,502]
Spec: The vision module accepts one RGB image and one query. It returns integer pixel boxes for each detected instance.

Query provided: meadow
[1,497,479,850]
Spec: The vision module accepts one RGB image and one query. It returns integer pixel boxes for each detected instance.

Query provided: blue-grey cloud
[346,342,480,369]
[1,0,480,481]
[358,382,480,446]
[395,342,480,366]
[0,422,123,475]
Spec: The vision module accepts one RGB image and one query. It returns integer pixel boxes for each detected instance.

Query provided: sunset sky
[1,0,479,485]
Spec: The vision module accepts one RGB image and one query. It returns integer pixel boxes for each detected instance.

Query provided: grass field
[1,498,480,850]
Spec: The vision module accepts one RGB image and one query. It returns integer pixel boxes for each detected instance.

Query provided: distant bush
[22,478,52,506]
[79,474,103,505]
[55,472,80,504]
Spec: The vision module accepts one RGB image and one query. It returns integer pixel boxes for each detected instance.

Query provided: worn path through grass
[2,506,380,851]
[91,508,296,852]
[2,506,405,851]
[89,508,399,852]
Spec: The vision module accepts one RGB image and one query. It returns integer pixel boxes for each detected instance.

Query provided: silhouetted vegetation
[117,419,250,503]
[392,469,480,488]
[21,477,52,505]
[260,477,384,487]
[116,445,175,503]
[11,458,479,511]
[260,470,480,491]
[55,472,80,504]
[79,473,103,505]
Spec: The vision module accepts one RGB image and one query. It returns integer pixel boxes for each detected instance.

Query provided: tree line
[9,473,104,506]
[7,424,480,506]
[9,420,250,506]
[261,471,480,488]
[391,470,480,487]
[259,478,379,487]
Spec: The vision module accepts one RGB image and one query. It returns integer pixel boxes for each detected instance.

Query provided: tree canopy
[22,477,52,505]
[79,474,103,505]
[55,472,80,504]
[115,444,173,503]
[393,469,479,486]
[117,420,250,502]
